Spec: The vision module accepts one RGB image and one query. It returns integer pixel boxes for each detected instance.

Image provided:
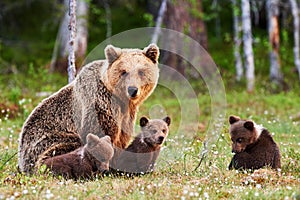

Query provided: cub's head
[86,134,114,172]
[104,44,160,104]
[139,116,171,147]
[229,115,262,153]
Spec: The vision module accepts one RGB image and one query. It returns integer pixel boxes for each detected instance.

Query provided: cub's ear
[143,43,160,64]
[244,121,254,131]
[101,135,112,144]
[105,45,122,65]
[163,116,171,126]
[86,133,100,148]
[140,116,149,127]
[229,115,241,124]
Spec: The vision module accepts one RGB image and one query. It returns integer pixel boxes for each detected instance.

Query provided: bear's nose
[128,86,138,98]
[157,136,165,144]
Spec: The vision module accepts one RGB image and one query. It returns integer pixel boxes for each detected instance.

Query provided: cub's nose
[157,136,165,144]
[128,86,138,98]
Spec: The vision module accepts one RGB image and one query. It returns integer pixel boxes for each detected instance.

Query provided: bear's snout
[157,136,165,144]
[128,86,138,98]
[232,145,244,153]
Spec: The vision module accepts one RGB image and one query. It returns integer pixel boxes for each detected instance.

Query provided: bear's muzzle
[128,86,138,98]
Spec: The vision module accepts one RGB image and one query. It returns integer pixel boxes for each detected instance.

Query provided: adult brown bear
[18,44,160,174]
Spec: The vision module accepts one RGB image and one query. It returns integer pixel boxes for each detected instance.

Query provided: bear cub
[228,115,281,170]
[42,134,114,179]
[114,116,171,174]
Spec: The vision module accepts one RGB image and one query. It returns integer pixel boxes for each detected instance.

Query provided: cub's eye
[138,70,145,77]
[121,70,128,77]
[236,138,243,143]
[162,129,166,133]
[151,130,157,134]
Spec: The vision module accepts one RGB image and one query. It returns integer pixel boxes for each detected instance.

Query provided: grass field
[0,71,299,200]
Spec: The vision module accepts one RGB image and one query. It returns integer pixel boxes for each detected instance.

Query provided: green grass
[0,70,299,200]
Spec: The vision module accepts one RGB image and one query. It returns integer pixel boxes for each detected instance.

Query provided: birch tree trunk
[241,0,255,92]
[289,0,300,80]
[151,0,167,44]
[232,0,243,81]
[68,0,77,83]
[50,0,89,75]
[266,0,282,84]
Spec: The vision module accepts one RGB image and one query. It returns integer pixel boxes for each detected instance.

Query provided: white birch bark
[241,0,255,92]
[68,0,76,83]
[151,0,167,44]
[232,0,243,81]
[266,0,282,83]
[50,0,88,74]
[289,0,300,80]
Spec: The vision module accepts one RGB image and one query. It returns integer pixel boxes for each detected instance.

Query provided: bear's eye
[162,129,166,133]
[138,70,145,77]
[151,130,157,134]
[236,138,243,143]
[121,70,128,77]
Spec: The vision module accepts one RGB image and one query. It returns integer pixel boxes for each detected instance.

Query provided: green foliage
[0,66,299,199]
[0,150,17,173]
[0,1,61,68]
[143,13,154,27]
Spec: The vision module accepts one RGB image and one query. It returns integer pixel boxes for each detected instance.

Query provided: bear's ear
[244,121,254,131]
[229,115,241,124]
[105,45,122,65]
[86,133,100,148]
[143,43,160,64]
[140,116,149,127]
[101,135,112,144]
[163,116,171,126]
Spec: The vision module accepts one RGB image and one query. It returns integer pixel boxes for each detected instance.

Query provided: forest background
[0,0,299,199]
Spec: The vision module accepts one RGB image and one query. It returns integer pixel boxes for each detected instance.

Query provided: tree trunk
[50,0,89,75]
[68,0,77,83]
[289,0,300,80]
[251,0,260,26]
[232,0,243,81]
[151,0,167,44]
[266,0,282,84]
[103,0,112,40]
[212,0,221,40]
[162,0,207,77]
[241,0,255,92]
[49,0,69,73]
[76,0,89,60]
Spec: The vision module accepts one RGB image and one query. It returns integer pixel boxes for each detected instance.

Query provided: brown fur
[228,115,281,170]
[113,116,171,174]
[41,134,113,179]
[18,44,160,174]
